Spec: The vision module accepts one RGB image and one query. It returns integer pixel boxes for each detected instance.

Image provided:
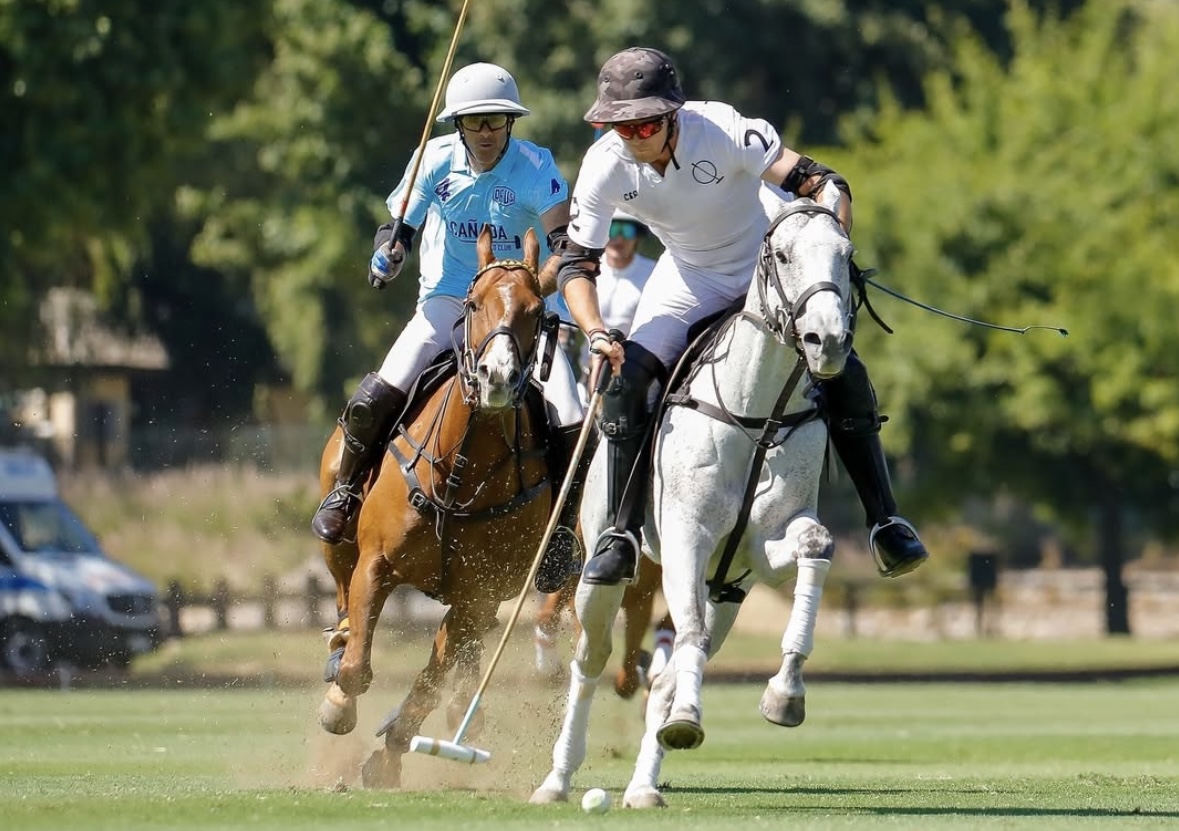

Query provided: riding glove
[369,241,404,289]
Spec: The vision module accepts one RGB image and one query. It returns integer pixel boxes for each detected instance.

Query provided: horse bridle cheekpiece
[455,259,545,405]
[756,202,852,347]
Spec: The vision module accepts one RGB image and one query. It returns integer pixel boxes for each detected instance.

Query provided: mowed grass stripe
[3,679,1178,829]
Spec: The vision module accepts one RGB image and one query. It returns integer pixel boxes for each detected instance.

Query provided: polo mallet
[371,0,473,288]
[409,366,612,764]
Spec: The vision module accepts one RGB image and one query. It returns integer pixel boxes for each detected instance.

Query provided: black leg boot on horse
[582,344,663,587]
[534,423,597,594]
[312,372,408,544]
[821,352,929,577]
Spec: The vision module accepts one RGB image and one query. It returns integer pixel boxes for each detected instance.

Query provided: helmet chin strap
[458,119,515,172]
[662,113,681,171]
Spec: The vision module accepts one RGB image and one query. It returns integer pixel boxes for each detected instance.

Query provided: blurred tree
[826,0,1179,632]
[185,0,441,411]
[0,1,270,380]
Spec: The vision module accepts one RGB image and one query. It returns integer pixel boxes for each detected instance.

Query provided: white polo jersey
[567,101,782,280]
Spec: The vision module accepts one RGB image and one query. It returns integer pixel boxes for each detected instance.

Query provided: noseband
[454,259,543,406]
[755,202,851,347]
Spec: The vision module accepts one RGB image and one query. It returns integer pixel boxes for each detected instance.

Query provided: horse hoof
[528,787,568,805]
[614,668,641,700]
[759,686,806,727]
[319,683,358,735]
[656,710,705,751]
[360,749,402,790]
[623,786,667,809]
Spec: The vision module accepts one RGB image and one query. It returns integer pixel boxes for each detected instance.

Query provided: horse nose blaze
[479,335,519,392]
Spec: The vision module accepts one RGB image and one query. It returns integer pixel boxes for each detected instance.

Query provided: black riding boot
[821,353,929,577]
[534,423,596,594]
[582,346,661,586]
[311,372,407,544]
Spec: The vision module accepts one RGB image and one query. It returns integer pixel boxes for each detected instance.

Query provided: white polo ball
[580,787,612,814]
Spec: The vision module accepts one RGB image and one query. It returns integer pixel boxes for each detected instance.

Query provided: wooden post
[305,573,321,627]
[262,574,277,629]
[843,582,858,639]
[213,578,231,631]
[165,580,184,639]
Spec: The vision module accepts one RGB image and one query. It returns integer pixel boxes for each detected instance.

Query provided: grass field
[3,634,1179,830]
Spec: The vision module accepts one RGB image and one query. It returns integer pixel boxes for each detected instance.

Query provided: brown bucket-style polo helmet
[584,47,685,123]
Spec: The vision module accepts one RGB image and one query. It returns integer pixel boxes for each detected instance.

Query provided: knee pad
[599,343,664,442]
[342,373,402,436]
[819,352,884,436]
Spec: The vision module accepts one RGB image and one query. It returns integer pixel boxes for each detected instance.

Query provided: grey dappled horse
[532,183,854,809]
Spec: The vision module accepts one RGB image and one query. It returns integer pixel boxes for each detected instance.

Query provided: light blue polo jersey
[387,133,571,319]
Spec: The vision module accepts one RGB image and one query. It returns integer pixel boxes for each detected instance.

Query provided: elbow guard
[556,242,603,293]
[545,224,571,256]
[781,155,852,202]
[374,221,418,255]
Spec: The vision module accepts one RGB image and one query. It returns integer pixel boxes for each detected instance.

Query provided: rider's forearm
[561,276,609,337]
[537,255,560,297]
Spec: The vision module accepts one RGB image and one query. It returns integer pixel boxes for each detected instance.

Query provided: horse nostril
[505,368,521,388]
[803,332,821,347]
[477,365,490,382]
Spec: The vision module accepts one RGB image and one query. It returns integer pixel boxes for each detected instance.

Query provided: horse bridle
[454,258,545,407]
[754,202,853,348]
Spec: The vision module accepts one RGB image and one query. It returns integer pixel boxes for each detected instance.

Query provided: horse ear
[477,224,494,267]
[818,180,843,215]
[523,228,540,271]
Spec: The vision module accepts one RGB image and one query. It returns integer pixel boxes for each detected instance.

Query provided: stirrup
[582,528,640,587]
[870,516,929,578]
[535,526,583,594]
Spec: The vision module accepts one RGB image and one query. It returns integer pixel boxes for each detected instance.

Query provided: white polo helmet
[436,63,531,122]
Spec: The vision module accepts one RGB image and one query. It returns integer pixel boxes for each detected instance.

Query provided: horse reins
[389,259,550,553]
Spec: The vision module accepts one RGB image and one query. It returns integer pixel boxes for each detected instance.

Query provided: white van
[0,449,161,678]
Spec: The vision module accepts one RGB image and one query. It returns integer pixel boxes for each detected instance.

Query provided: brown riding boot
[311,373,407,544]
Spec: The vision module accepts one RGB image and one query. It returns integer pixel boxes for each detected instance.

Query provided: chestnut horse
[317,227,553,788]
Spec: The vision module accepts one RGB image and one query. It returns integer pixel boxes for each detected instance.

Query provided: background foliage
[3,0,1178,610]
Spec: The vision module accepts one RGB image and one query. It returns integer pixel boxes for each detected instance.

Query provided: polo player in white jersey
[558,47,930,586]
[311,62,587,594]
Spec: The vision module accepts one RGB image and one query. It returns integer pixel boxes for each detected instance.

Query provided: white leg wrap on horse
[780,558,830,657]
[674,644,707,693]
[550,661,600,775]
[670,643,708,718]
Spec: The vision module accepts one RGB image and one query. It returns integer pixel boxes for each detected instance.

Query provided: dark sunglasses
[611,117,665,141]
[456,113,511,132]
[609,221,639,240]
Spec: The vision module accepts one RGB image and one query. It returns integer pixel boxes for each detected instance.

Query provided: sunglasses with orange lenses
[611,117,666,141]
[456,113,511,132]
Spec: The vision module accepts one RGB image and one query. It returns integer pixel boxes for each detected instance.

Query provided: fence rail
[160,574,442,638]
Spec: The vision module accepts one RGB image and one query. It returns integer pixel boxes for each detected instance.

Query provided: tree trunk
[1096,474,1130,635]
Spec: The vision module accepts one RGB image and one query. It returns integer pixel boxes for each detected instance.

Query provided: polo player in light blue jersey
[312,63,586,595]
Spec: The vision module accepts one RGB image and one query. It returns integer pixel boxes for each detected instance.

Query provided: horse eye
[775,251,788,263]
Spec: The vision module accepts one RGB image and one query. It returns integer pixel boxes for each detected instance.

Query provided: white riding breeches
[627,253,752,369]
[377,295,585,427]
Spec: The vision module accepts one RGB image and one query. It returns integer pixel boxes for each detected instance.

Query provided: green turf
[125,627,1179,687]
[2,677,1178,830]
